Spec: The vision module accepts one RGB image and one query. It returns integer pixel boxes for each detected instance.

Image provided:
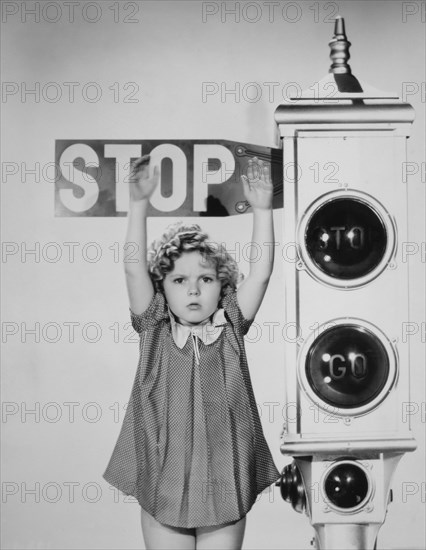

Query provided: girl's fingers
[134,154,150,166]
[247,160,254,181]
[246,158,273,191]
[152,165,160,183]
[247,157,272,182]
[256,159,264,181]
[131,155,151,174]
[131,156,161,185]
[241,175,251,194]
[263,163,271,183]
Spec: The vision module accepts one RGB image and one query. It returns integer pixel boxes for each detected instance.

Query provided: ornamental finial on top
[329,16,352,74]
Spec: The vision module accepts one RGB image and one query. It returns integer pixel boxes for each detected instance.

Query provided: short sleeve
[222,291,254,336]
[129,292,168,333]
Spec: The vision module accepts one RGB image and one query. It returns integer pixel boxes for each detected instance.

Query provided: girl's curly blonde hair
[147,222,242,296]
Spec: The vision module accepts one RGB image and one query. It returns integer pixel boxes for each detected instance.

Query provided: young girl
[103,155,279,549]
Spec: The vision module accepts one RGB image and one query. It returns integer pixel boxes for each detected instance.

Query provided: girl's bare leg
[196,516,246,550]
[140,508,196,550]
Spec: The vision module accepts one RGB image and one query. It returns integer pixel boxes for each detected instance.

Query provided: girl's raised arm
[237,158,275,320]
[124,156,159,315]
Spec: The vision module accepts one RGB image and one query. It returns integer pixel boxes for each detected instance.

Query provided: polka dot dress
[103,291,280,529]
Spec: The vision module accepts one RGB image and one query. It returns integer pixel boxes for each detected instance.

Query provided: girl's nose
[188,285,200,296]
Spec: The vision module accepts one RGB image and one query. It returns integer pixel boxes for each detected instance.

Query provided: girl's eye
[202,276,214,283]
[173,278,184,284]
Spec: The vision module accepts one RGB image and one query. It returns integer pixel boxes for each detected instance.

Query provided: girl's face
[163,251,222,326]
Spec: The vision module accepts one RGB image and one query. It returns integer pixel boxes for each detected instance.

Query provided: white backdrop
[2,1,425,549]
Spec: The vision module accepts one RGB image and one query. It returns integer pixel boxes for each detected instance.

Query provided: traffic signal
[275,17,416,549]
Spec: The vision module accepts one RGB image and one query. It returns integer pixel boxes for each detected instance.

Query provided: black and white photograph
[2,1,425,549]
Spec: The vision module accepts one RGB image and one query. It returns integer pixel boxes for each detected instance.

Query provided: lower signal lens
[324,462,369,509]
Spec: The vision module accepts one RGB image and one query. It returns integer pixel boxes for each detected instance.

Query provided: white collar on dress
[168,308,227,363]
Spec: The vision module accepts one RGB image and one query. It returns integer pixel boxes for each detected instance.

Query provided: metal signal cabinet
[275,17,417,550]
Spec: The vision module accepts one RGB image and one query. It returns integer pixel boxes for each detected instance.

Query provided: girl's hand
[241,157,273,210]
[129,155,159,202]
